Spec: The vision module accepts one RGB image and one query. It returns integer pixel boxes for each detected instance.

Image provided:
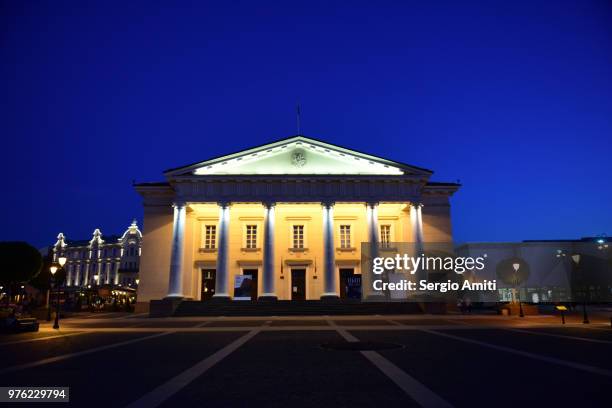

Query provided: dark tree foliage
[0,241,43,286]
[29,251,65,290]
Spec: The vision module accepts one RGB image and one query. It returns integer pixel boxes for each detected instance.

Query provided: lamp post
[572,254,589,324]
[48,265,57,321]
[54,256,67,329]
[49,265,58,328]
[513,263,524,318]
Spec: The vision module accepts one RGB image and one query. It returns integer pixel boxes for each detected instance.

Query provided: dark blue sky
[2,0,611,248]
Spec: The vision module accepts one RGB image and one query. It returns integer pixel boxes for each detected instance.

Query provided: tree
[0,241,43,304]
[29,251,65,291]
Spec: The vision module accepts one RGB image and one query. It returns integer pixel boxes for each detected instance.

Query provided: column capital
[217,201,232,208]
[172,200,187,208]
[321,201,335,208]
[262,201,276,209]
[366,201,379,208]
[410,202,424,209]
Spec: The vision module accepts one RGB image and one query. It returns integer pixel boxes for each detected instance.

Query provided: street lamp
[572,254,589,324]
[48,265,57,321]
[50,265,59,329]
[513,263,525,318]
[53,256,67,329]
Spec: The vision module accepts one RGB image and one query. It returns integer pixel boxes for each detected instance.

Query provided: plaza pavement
[1,311,612,407]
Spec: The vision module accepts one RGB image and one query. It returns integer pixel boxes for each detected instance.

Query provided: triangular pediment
[165,136,431,177]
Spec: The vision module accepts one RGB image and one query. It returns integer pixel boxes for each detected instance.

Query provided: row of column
[66,260,122,287]
[165,201,424,300]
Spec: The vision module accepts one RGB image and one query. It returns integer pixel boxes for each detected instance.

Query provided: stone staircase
[170,299,426,317]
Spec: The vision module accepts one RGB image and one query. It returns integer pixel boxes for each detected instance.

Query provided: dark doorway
[201,269,216,301]
[291,269,306,300]
[339,268,355,299]
[243,269,258,300]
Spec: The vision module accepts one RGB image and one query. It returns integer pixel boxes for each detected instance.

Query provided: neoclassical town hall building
[135,136,459,311]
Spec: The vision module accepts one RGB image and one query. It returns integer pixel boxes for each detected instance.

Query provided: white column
[167,202,186,298]
[410,203,425,278]
[66,264,73,287]
[365,202,385,299]
[366,202,380,255]
[113,262,120,285]
[83,262,90,286]
[260,202,277,300]
[105,262,110,284]
[74,264,81,287]
[414,204,424,252]
[213,202,231,299]
[321,202,339,299]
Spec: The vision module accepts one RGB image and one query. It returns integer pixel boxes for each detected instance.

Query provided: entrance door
[243,269,258,300]
[201,269,216,301]
[291,269,306,300]
[339,268,355,299]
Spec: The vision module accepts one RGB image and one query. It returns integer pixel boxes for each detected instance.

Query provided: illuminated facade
[135,136,459,310]
[52,220,142,288]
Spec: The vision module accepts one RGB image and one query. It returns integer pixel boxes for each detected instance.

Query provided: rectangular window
[380,225,391,248]
[245,225,257,249]
[340,225,351,248]
[204,225,217,249]
[293,225,304,249]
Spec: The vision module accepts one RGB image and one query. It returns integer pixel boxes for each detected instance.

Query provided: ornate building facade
[52,220,143,288]
[135,136,460,311]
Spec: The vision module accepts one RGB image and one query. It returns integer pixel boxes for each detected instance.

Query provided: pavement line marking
[421,329,612,377]
[504,328,612,344]
[327,320,453,408]
[0,331,174,375]
[193,321,213,328]
[0,331,88,346]
[125,326,266,408]
[387,320,403,326]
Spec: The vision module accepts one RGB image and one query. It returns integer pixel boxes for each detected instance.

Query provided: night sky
[2,1,611,249]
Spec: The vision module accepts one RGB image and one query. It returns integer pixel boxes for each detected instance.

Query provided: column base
[211,294,231,302]
[320,293,340,301]
[258,294,278,301]
[150,298,182,317]
[164,295,184,300]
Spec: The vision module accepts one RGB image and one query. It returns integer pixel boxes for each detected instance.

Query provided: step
[170,300,428,317]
